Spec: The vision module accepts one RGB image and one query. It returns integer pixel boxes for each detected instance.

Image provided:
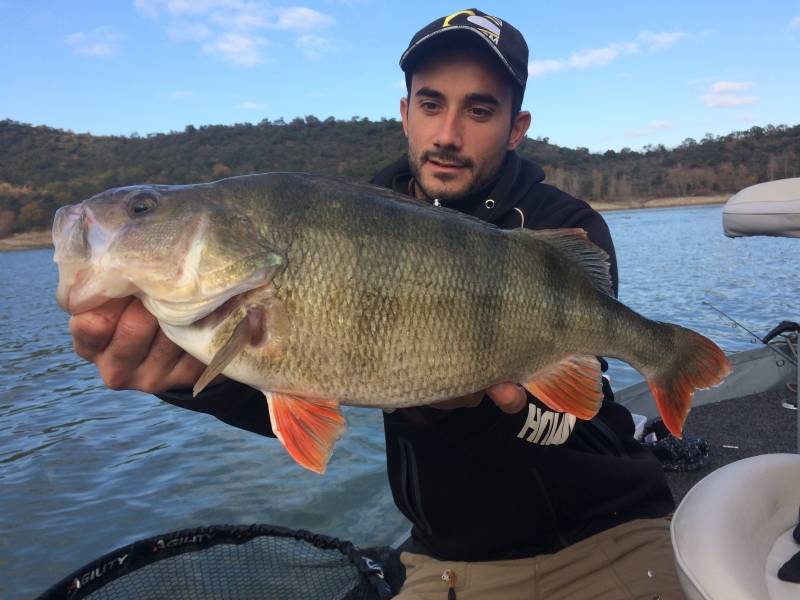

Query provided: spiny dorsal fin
[511,228,613,297]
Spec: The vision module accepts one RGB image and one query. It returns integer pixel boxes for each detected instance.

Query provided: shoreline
[591,194,728,212]
[0,230,54,252]
[0,196,729,252]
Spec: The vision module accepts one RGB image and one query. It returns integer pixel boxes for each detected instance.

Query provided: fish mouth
[55,265,109,313]
[53,203,94,313]
[53,203,135,314]
[55,265,135,314]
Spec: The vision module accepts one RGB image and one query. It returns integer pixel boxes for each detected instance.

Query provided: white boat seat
[671,453,800,599]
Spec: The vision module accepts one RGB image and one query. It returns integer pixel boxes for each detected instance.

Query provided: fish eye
[127,192,158,216]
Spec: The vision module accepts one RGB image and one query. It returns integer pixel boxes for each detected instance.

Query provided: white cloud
[710,81,754,93]
[133,0,160,18]
[135,0,249,18]
[527,59,564,78]
[203,32,266,67]
[276,7,334,31]
[529,42,637,77]
[626,121,673,138]
[529,30,688,78]
[239,100,268,110]
[637,30,686,50]
[703,94,757,108]
[204,4,271,30]
[572,42,638,68]
[296,33,332,58]
[64,28,123,57]
[703,81,757,108]
[135,1,334,67]
[790,17,800,29]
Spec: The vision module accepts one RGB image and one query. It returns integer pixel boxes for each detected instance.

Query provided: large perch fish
[53,173,731,473]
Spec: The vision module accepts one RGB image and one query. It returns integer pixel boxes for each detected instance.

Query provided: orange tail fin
[647,326,732,438]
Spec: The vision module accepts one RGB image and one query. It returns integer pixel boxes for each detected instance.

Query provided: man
[69,9,684,599]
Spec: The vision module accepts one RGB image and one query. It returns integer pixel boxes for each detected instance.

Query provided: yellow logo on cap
[442,9,476,27]
[442,10,502,45]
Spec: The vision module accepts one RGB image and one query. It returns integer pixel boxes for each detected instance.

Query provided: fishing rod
[702,301,797,367]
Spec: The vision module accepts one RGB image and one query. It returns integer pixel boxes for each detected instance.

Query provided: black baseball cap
[400,9,529,93]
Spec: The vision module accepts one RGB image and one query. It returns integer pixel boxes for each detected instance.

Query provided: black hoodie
[159,152,673,561]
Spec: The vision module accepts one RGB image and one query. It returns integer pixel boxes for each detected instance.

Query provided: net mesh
[36,525,399,600]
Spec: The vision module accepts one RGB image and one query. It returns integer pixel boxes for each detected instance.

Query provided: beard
[408,145,505,202]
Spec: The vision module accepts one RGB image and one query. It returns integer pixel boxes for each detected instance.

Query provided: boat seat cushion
[671,453,800,600]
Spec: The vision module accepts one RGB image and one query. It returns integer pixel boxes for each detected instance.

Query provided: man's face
[401,47,530,201]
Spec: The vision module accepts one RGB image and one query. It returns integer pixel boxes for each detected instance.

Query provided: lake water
[1,204,796,598]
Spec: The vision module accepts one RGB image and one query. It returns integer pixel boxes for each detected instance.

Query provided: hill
[0,117,798,236]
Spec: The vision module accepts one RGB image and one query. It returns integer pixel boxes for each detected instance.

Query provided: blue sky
[2,1,799,152]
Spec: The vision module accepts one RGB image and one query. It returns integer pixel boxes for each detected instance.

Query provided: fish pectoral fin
[522,355,603,420]
[265,392,346,474]
[192,313,252,397]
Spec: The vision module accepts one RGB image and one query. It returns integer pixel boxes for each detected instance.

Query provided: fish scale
[269,228,512,404]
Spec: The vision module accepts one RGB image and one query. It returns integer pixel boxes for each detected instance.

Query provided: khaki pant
[394,517,685,600]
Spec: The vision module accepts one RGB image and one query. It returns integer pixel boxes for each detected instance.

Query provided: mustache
[421,149,473,168]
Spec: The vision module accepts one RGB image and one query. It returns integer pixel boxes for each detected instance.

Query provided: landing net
[36,524,401,600]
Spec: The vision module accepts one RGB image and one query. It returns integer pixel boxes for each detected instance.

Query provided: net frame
[35,524,396,600]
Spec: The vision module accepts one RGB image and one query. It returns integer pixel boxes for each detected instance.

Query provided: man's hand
[432,382,528,414]
[69,297,211,394]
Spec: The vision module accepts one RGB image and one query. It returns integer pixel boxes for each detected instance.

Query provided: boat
[658,178,800,599]
[723,177,800,238]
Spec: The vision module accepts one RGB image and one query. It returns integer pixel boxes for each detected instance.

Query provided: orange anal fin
[522,355,603,420]
[265,392,346,474]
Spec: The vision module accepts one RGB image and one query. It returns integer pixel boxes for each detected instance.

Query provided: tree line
[1,117,798,236]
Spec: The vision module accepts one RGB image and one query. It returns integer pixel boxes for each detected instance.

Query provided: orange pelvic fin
[646,326,732,438]
[522,355,603,420]
[265,392,346,474]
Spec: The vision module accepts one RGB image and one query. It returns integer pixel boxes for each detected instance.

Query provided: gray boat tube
[723,177,800,238]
